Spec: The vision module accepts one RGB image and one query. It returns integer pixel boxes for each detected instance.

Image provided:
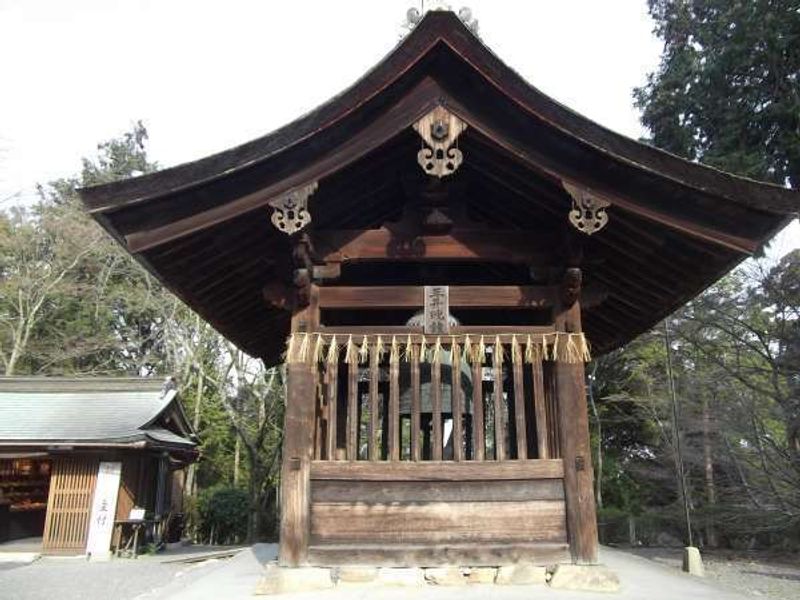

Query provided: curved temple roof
[80,10,799,364]
[0,378,198,453]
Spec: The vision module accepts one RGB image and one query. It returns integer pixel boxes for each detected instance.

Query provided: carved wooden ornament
[268,182,318,235]
[413,107,467,178]
[564,182,610,235]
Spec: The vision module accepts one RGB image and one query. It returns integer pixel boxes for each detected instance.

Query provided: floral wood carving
[564,182,610,235]
[413,107,467,178]
[268,182,318,235]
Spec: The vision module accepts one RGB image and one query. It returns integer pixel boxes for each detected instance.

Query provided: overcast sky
[1,0,796,255]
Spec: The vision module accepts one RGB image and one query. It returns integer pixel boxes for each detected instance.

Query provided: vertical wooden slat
[42,456,98,554]
[389,353,400,461]
[368,345,380,461]
[431,355,443,461]
[411,345,421,461]
[472,361,485,461]
[68,461,76,547]
[42,461,56,548]
[512,355,527,460]
[532,357,549,459]
[79,461,89,546]
[326,361,339,460]
[452,342,463,461]
[546,367,561,458]
[493,348,506,461]
[65,461,73,549]
[315,364,323,461]
[347,361,358,461]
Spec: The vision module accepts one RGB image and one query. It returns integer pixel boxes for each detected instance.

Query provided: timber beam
[318,285,556,309]
[316,228,552,264]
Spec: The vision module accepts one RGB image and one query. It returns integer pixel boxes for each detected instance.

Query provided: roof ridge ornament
[403,5,479,35]
[564,182,611,235]
[414,106,467,178]
[268,182,318,235]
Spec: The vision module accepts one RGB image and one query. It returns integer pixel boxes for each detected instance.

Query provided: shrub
[195,485,249,545]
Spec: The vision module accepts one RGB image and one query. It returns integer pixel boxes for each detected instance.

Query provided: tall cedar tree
[634,0,800,187]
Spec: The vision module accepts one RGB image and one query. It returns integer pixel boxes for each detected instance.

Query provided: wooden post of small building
[554,268,599,565]
[278,284,319,567]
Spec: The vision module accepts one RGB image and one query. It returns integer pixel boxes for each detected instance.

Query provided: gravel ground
[0,548,240,600]
[627,547,800,600]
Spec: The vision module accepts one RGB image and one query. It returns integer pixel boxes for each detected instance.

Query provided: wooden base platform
[308,542,571,567]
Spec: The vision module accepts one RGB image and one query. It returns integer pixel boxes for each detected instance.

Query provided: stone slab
[334,566,379,583]
[254,565,334,595]
[495,563,547,585]
[0,552,40,564]
[466,567,497,584]
[424,566,467,585]
[377,567,426,586]
[548,564,621,592]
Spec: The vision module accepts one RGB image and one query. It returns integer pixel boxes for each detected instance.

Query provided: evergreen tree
[635,0,800,187]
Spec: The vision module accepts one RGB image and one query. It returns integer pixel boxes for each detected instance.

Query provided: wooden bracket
[268,182,318,235]
[312,263,341,281]
[564,182,610,235]
[291,233,316,308]
[561,268,582,307]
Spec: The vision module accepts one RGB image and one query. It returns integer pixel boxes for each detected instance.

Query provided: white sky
[0,0,797,255]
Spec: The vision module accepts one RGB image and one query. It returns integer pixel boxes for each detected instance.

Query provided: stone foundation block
[377,567,426,586]
[495,563,547,585]
[424,566,467,585]
[465,567,497,584]
[548,564,620,593]
[255,565,334,595]
[334,566,379,583]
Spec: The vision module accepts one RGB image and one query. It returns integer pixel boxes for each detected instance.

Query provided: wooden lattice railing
[286,332,590,462]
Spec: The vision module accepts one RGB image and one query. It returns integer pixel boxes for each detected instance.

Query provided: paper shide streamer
[285,331,591,365]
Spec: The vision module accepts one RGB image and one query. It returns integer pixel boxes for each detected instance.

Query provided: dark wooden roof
[80,10,799,364]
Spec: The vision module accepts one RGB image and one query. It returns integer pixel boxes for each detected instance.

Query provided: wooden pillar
[555,270,599,565]
[278,285,319,567]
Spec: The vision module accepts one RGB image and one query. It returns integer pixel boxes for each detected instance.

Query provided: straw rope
[285,331,591,365]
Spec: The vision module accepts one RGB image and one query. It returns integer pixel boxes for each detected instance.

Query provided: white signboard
[424,285,450,334]
[86,461,122,560]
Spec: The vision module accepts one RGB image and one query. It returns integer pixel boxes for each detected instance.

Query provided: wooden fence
[311,336,563,463]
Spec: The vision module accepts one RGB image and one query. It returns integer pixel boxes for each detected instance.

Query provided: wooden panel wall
[114,456,139,522]
[42,456,99,555]
[307,460,569,566]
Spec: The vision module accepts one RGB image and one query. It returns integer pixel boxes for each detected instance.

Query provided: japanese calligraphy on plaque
[424,285,450,334]
[86,461,121,560]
